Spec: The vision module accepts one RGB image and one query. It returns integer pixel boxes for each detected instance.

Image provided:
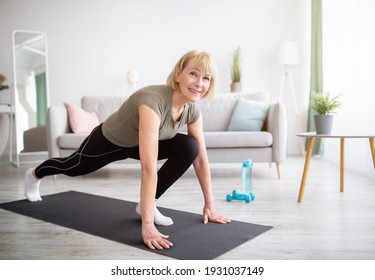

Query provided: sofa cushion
[197,92,269,132]
[58,131,273,150]
[58,133,88,149]
[228,98,270,131]
[204,131,273,148]
[64,103,100,133]
[82,96,127,122]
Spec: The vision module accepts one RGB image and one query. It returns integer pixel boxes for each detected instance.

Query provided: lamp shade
[276,41,300,66]
[127,70,139,83]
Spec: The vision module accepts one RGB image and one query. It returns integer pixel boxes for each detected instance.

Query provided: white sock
[25,168,42,202]
[135,203,173,226]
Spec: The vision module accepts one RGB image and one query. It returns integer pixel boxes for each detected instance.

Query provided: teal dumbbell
[226,190,251,203]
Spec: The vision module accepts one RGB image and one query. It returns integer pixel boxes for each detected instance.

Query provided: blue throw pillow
[228,98,270,131]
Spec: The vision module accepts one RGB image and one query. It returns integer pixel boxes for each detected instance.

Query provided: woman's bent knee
[180,134,199,160]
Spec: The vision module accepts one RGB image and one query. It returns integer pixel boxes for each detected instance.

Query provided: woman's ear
[175,69,181,83]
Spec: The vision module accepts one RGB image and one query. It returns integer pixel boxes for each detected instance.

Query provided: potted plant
[310,91,342,134]
[230,46,242,93]
[0,73,9,91]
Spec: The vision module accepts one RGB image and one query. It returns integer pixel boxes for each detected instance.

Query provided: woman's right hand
[142,223,173,250]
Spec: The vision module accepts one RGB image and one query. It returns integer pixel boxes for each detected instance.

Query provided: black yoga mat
[0,191,272,260]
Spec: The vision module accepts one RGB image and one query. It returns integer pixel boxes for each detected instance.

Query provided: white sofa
[46,92,287,178]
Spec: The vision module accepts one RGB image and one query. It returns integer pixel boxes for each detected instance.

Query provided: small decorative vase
[314,115,334,134]
[230,82,242,93]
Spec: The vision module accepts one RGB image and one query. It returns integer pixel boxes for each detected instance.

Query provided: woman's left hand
[203,205,231,224]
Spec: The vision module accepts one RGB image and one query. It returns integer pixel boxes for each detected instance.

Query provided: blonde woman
[25,50,231,250]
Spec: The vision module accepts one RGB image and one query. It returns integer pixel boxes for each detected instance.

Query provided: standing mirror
[11,30,49,166]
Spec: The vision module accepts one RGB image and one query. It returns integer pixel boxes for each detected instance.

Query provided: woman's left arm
[188,115,231,224]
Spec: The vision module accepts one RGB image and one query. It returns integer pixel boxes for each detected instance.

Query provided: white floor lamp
[276,41,305,155]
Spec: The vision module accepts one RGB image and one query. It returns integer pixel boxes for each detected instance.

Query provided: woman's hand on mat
[203,205,231,224]
[142,223,173,250]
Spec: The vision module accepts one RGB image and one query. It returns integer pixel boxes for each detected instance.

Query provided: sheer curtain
[322,0,375,176]
[308,0,323,155]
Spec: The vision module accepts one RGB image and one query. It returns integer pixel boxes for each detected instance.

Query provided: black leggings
[35,124,199,199]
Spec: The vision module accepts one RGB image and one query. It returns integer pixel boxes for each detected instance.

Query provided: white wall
[0,0,311,156]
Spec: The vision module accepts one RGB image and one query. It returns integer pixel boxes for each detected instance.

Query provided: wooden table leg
[369,138,375,170]
[340,138,345,192]
[298,137,315,203]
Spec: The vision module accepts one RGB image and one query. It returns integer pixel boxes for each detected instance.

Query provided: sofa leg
[276,163,281,179]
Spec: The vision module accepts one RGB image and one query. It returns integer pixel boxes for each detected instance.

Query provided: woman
[25,50,231,250]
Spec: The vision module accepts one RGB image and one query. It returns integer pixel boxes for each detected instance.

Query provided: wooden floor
[0,155,374,260]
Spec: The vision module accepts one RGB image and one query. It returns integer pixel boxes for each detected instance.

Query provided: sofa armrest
[46,106,70,158]
[266,102,287,163]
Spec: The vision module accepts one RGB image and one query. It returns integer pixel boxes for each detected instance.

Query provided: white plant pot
[314,115,334,134]
[230,82,242,93]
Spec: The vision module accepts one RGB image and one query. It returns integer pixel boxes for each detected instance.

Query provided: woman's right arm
[138,104,173,250]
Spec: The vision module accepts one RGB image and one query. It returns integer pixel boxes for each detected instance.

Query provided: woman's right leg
[35,125,131,178]
[25,124,136,201]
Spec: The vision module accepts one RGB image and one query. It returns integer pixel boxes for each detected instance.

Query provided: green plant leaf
[0,85,10,91]
[231,47,241,83]
[310,91,342,115]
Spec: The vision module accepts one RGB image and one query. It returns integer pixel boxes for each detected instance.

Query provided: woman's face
[176,59,212,102]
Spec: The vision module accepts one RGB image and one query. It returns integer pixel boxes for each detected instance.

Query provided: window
[322,0,375,176]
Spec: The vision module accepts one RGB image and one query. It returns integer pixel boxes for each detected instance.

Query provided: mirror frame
[10,30,50,166]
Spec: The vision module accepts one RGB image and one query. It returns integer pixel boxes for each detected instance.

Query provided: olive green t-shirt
[102,85,201,147]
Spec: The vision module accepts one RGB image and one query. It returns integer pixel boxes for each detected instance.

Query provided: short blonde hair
[166,50,217,99]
